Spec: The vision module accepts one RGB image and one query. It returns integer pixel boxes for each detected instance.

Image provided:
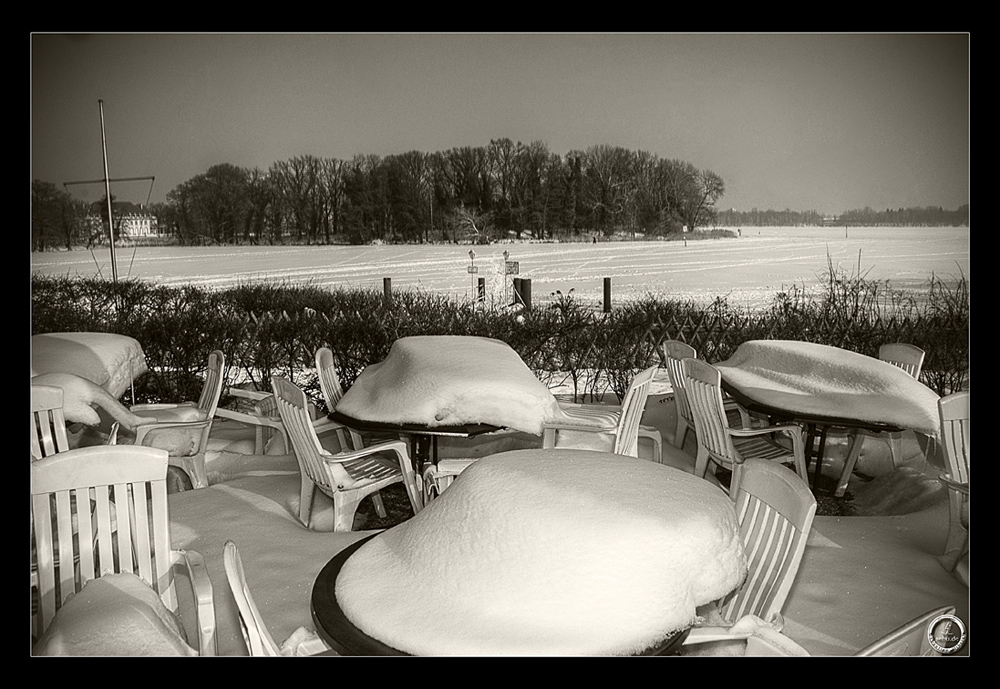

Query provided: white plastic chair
[854,605,957,656]
[223,540,283,656]
[131,350,225,489]
[682,358,809,494]
[31,445,217,654]
[271,375,421,531]
[937,391,969,561]
[543,366,659,458]
[835,343,926,494]
[314,346,367,451]
[683,457,816,650]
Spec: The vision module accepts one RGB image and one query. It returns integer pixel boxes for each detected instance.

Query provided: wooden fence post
[604,277,612,313]
[522,278,532,311]
[383,277,392,300]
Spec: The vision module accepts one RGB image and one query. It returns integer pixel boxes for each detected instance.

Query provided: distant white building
[119,212,159,237]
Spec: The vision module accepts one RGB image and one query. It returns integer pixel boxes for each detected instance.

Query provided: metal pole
[98,100,118,285]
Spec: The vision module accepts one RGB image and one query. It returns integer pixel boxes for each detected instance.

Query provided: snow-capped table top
[335,335,561,436]
[31,332,147,398]
[334,449,746,656]
[716,340,940,436]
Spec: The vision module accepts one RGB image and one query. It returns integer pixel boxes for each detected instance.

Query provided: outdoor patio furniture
[835,343,927,485]
[214,387,288,455]
[682,358,809,494]
[31,384,71,458]
[715,340,939,495]
[272,375,421,532]
[223,540,282,656]
[542,366,659,458]
[661,340,697,449]
[937,391,969,580]
[130,350,225,489]
[659,340,753,449]
[854,605,957,656]
[30,445,217,655]
[315,346,366,451]
[683,457,816,649]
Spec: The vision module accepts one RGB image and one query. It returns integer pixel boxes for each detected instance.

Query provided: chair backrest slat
[614,366,658,457]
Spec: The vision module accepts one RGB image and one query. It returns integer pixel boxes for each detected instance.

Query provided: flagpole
[99,99,118,285]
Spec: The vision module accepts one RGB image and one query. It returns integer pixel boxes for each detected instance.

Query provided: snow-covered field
[31,226,970,309]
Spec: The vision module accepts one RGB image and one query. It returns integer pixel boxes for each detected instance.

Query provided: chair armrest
[131,402,196,412]
[171,548,217,656]
[318,438,410,465]
[938,473,970,495]
[133,418,213,446]
[541,420,618,433]
[728,423,805,456]
[682,625,747,645]
[226,388,272,402]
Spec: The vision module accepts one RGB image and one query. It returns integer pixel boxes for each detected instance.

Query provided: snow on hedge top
[716,340,940,436]
[31,332,147,398]
[335,336,560,435]
[335,449,747,656]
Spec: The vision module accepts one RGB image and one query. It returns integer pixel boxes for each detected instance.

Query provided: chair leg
[298,475,316,528]
[673,417,689,449]
[371,491,387,518]
[170,454,209,490]
[834,430,865,498]
[333,490,364,532]
[887,434,903,468]
[694,446,711,478]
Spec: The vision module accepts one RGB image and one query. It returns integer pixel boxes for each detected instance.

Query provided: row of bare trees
[151,140,726,245]
[31,140,727,248]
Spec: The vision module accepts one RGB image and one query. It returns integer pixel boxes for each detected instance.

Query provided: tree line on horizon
[30,139,970,251]
[715,204,970,228]
[31,139,727,249]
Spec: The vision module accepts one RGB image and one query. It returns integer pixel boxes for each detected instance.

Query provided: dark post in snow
[478,277,485,302]
[521,278,532,311]
[604,277,612,313]
[383,277,392,300]
[513,278,522,305]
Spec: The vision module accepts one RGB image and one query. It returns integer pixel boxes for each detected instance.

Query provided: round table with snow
[716,340,941,493]
[314,449,747,656]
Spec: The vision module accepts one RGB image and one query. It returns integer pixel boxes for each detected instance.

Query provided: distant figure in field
[593,236,597,244]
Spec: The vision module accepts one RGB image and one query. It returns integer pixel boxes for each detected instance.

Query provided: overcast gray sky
[30,33,969,215]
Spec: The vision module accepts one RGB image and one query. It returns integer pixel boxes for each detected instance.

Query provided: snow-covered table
[716,340,941,492]
[333,336,561,470]
[313,450,746,656]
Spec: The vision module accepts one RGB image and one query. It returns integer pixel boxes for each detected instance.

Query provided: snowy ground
[31,226,970,310]
[157,383,969,657]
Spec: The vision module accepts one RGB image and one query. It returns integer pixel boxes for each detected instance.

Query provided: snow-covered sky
[31,33,969,215]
